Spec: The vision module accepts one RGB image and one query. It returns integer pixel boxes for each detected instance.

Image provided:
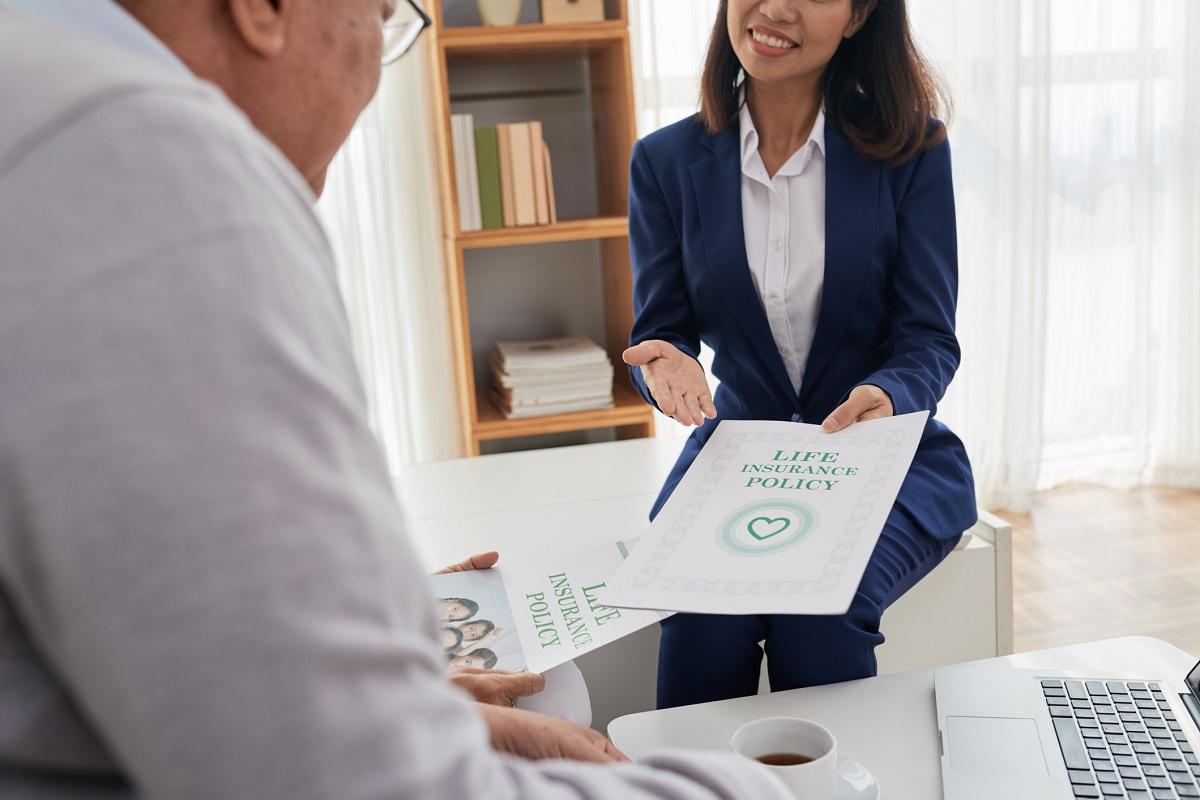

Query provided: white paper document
[600,412,930,615]
[431,539,667,674]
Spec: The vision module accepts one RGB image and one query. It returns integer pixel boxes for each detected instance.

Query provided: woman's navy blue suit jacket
[627,113,977,542]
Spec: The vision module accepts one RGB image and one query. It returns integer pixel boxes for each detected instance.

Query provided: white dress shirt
[739,99,827,395]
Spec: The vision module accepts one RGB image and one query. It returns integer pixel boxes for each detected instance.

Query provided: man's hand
[479,704,629,764]
[435,551,499,574]
[821,384,894,433]
[623,340,716,427]
[452,667,545,707]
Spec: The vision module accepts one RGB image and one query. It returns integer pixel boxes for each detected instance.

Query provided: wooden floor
[996,484,1200,658]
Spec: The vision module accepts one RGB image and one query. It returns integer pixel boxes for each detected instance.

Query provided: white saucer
[835,753,880,799]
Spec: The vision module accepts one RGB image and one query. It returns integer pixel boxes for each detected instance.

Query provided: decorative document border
[631,429,903,596]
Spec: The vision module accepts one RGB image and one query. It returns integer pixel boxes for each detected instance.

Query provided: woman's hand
[821,385,894,433]
[452,667,545,707]
[478,704,629,764]
[623,340,716,427]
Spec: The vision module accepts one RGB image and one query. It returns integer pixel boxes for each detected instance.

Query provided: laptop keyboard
[1042,679,1200,799]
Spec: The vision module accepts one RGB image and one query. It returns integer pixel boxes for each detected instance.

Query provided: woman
[439,626,465,656]
[624,0,977,709]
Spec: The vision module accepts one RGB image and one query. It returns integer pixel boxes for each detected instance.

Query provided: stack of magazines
[490,337,614,419]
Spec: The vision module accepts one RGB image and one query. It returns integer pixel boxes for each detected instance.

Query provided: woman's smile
[747,24,800,57]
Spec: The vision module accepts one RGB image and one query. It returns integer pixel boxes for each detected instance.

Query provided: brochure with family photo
[600,412,930,616]
[432,539,667,674]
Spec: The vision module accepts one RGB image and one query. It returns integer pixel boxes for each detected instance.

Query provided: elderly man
[0,1,791,798]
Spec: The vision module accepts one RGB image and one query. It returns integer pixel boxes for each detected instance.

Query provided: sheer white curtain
[913,0,1200,507]
[317,40,462,473]
[629,0,1200,509]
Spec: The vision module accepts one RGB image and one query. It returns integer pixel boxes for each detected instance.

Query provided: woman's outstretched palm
[622,340,717,427]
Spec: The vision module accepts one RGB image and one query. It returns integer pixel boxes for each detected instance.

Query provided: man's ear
[226,0,292,58]
[844,0,878,39]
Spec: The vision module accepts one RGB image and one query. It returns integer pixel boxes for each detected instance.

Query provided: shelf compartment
[440,21,627,62]
[458,216,628,249]
[474,382,651,441]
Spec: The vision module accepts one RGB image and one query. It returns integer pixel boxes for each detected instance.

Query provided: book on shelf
[489,337,614,419]
[450,113,482,232]
[495,336,611,371]
[529,121,550,226]
[455,119,559,232]
[496,124,516,227]
[463,115,482,231]
[506,123,537,226]
[542,140,558,225]
[489,393,615,419]
[474,128,503,230]
[451,114,464,230]
[490,359,613,390]
[496,387,614,410]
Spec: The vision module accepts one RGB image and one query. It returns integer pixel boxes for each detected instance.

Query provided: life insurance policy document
[600,412,929,616]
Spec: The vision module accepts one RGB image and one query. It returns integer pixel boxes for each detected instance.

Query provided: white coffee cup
[730,716,839,799]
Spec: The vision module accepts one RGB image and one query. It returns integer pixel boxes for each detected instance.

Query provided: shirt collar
[738,92,826,179]
[0,0,190,76]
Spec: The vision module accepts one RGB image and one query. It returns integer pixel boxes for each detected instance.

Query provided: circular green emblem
[717,500,818,557]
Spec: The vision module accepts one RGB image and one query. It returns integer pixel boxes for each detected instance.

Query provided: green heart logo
[747,516,791,541]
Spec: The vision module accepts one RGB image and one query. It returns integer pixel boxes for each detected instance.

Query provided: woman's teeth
[752,30,796,49]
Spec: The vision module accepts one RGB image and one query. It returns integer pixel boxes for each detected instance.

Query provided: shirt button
[769,293,781,303]
[773,239,784,251]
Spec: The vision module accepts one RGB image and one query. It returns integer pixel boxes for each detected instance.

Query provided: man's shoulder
[0,11,313,208]
[0,12,204,154]
[0,12,330,337]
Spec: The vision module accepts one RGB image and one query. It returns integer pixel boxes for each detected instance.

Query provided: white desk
[609,636,1199,798]
[398,438,1013,731]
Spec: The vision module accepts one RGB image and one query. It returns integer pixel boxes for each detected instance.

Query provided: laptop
[935,655,1200,799]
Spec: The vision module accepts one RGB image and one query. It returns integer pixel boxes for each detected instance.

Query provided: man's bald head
[121,0,394,194]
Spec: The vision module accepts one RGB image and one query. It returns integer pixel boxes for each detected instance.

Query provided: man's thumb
[517,672,546,696]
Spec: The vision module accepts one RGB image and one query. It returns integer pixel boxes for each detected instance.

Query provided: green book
[474,127,503,230]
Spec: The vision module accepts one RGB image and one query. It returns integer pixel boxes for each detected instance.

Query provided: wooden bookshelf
[440,20,627,57]
[427,1,654,456]
[474,383,648,441]
[459,216,627,250]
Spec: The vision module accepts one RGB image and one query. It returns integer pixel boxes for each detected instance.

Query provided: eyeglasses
[382,0,432,65]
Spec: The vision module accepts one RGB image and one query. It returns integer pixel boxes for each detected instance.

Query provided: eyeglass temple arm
[409,0,432,29]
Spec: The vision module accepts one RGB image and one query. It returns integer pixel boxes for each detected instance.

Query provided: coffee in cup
[756,752,815,766]
[731,717,838,799]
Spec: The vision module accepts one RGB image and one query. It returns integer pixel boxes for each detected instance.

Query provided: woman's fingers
[821,392,872,432]
[622,339,667,366]
[648,372,677,416]
[669,386,693,426]
[821,385,893,432]
[630,341,715,426]
[682,390,704,426]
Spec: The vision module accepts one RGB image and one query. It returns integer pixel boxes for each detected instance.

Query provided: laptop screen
[1188,660,1200,700]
